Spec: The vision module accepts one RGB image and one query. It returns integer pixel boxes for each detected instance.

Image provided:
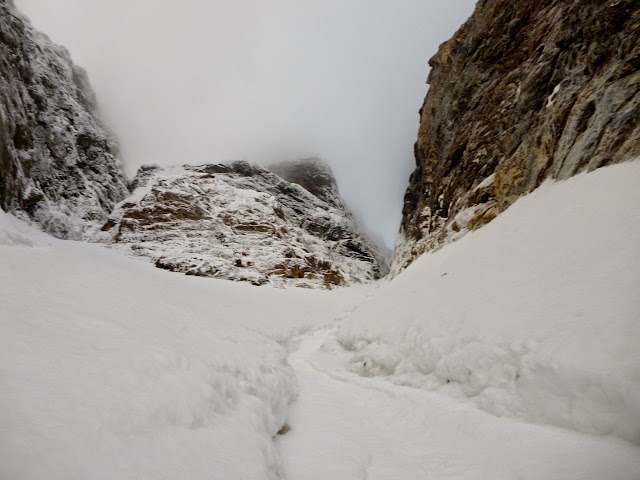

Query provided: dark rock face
[101,160,388,288]
[268,157,347,210]
[0,1,128,239]
[394,0,640,271]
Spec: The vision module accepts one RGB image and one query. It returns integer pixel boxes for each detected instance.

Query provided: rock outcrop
[394,0,640,272]
[268,157,348,211]
[100,159,388,288]
[0,1,128,240]
[0,4,385,288]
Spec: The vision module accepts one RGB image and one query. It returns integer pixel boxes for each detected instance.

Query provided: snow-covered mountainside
[394,0,640,273]
[2,161,639,480]
[339,160,640,444]
[0,1,129,240]
[0,1,385,288]
[100,159,387,288]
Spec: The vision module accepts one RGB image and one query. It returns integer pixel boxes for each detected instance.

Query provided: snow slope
[279,326,640,480]
[0,210,368,480]
[338,160,640,443]
[1,161,639,479]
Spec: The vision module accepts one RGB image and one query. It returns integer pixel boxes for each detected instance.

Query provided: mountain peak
[268,157,345,209]
[101,161,387,288]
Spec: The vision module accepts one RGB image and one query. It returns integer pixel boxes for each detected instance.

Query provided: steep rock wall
[0,1,128,239]
[394,0,640,271]
[101,160,388,288]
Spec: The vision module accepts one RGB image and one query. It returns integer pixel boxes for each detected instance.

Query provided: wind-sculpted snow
[338,161,640,443]
[279,326,640,479]
[0,2,129,240]
[0,208,368,479]
[100,160,387,288]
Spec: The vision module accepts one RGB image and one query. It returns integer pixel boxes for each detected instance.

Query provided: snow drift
[338,160,640,443]
[0,210,366,479]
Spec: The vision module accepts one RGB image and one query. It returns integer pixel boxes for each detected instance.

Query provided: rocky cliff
[394,0,640,272]
[100,159,387,288]
[0,3,385,288]
[0,1,128,239]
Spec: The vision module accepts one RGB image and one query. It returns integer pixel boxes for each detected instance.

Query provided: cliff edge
[394,0,640,272]
[0,1,128,239]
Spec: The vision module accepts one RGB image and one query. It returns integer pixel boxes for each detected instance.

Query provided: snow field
[2,160,640,479]
[0,211,367,479]
[338,160,640,443]
[279,326,640,480]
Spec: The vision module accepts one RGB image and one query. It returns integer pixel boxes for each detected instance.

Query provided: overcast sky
[15,0,476,247]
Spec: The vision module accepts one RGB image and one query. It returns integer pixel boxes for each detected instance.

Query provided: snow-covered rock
[0,1,129,240]
[100,159,387,288]
[394,0,640,273]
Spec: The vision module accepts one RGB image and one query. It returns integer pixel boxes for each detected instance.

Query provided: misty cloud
[15,0,477,246]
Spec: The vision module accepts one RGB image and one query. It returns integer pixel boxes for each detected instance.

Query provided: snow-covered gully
[273,162,640,478]
[277,324,640,479]
[2,162,640,479]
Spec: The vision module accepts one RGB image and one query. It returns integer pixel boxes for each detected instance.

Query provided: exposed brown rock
[394,0,640,271]
[102,161,388,288]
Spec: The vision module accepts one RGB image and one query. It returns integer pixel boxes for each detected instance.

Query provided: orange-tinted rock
[394,0,640,272]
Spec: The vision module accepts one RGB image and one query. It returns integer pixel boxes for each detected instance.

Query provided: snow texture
[0,208,367,479]
[279,326,640,480]
[339,160,640,444]
[2,161,639,479]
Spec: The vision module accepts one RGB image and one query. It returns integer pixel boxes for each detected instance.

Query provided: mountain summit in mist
[0,1,386,288]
